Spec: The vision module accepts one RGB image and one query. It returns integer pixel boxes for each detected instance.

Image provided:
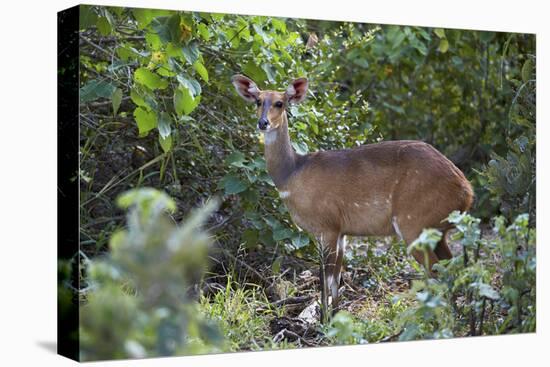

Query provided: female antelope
[232,74,473,318]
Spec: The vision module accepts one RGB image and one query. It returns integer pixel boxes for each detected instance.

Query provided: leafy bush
[80,188,224,360]
[394,211,535,341]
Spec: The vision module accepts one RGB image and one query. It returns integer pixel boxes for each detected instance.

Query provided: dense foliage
[67,5,536,360]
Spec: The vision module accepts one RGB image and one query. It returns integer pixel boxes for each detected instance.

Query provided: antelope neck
[264,112,298,189]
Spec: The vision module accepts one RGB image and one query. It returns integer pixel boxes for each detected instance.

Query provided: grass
[199,277,283,351]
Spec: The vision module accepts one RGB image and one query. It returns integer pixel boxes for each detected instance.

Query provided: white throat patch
[264,129,277,145]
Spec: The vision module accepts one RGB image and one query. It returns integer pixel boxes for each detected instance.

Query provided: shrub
[80,188,224,360]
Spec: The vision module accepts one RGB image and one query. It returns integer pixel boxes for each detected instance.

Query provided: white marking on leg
[326,274,334,290]
[392,216,404,241]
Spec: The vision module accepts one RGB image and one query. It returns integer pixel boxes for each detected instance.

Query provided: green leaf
[242,228,259,248]
[413,41,428,56]
[291,233,309,249]
[479,31,495,43]
[291,141,309,155]
[96,16,112,36]
[193,61,209,83]
[271,18,286,33]
[145,32,162,51]
[438,39,449,53]
[176,75,201,97]
[116,188,176,212]
[130,88,150,109]
[152,14,181,44]
[174,87,200,116]
[220,174,248,195]
[132,9,171,29]
[434,28,446,38]
[272,256,283,274]
[242,61,267,84]
[80,5,98,30]
[273,227,293,241]
[225,151,246,168]
[159,134,172,153]
[478,283,500,300]
[262,63,276,84]
[134,67,168,90]
[252,24,272,43]
[133,107,157,135]
[158,112,172,139]
[197,23,211,41]
[80,80,116,103]
[111,88,122,115]
[182,42,200,65]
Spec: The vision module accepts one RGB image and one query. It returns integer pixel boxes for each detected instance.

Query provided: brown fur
[232,75,474,314]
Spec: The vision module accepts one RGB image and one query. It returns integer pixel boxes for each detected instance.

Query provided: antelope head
[231,74,308,132]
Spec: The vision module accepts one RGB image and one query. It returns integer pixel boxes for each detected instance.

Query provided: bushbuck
[231,74,474,319]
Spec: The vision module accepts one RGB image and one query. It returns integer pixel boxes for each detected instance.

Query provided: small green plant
[80,188,224,360]
[199,278,277,351]
[393,211,535,340]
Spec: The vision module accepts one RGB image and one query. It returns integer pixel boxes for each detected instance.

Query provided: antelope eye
[274,101,284,108]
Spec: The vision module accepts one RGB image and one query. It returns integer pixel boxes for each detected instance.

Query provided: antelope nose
[258,118,269,131]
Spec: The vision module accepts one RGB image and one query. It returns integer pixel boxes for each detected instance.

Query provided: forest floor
[201,227,497,349]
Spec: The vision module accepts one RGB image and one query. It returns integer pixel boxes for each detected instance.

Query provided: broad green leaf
[182,42,200,65]
[271,18,286,33]
[152,14,181,44]
[434,28,446,38]
[273,227,293,241]
[413,41,428,56]
[96,16,112,36]
[80,5,98,30]
[193,61,209,83]
[158,112,172,139]
[478,283,500,300]
[243,61,267,84]
[174,87,200,116]
[262,63,276,84]
[220,174,247,195]
[132,9,172,29]
[252,23,272,43]
[133,107,157,135]
[291,141,309,155]
[145,32,162,51]
[438,39,449,53]
[111,88,122,115]
[159,134,172,153]
[130,88,149,109]
[291,233,309,249]
[134,67,168,90]
[225,151,246,168]
[176,75,201,97]
[80,80,116,102]
[197,23,211,41]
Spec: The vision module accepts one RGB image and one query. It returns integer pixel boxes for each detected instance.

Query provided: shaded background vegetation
[62,5,536,361]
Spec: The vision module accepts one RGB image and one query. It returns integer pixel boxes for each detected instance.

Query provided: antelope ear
[231,74,261,103]
[285,78,308,104]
